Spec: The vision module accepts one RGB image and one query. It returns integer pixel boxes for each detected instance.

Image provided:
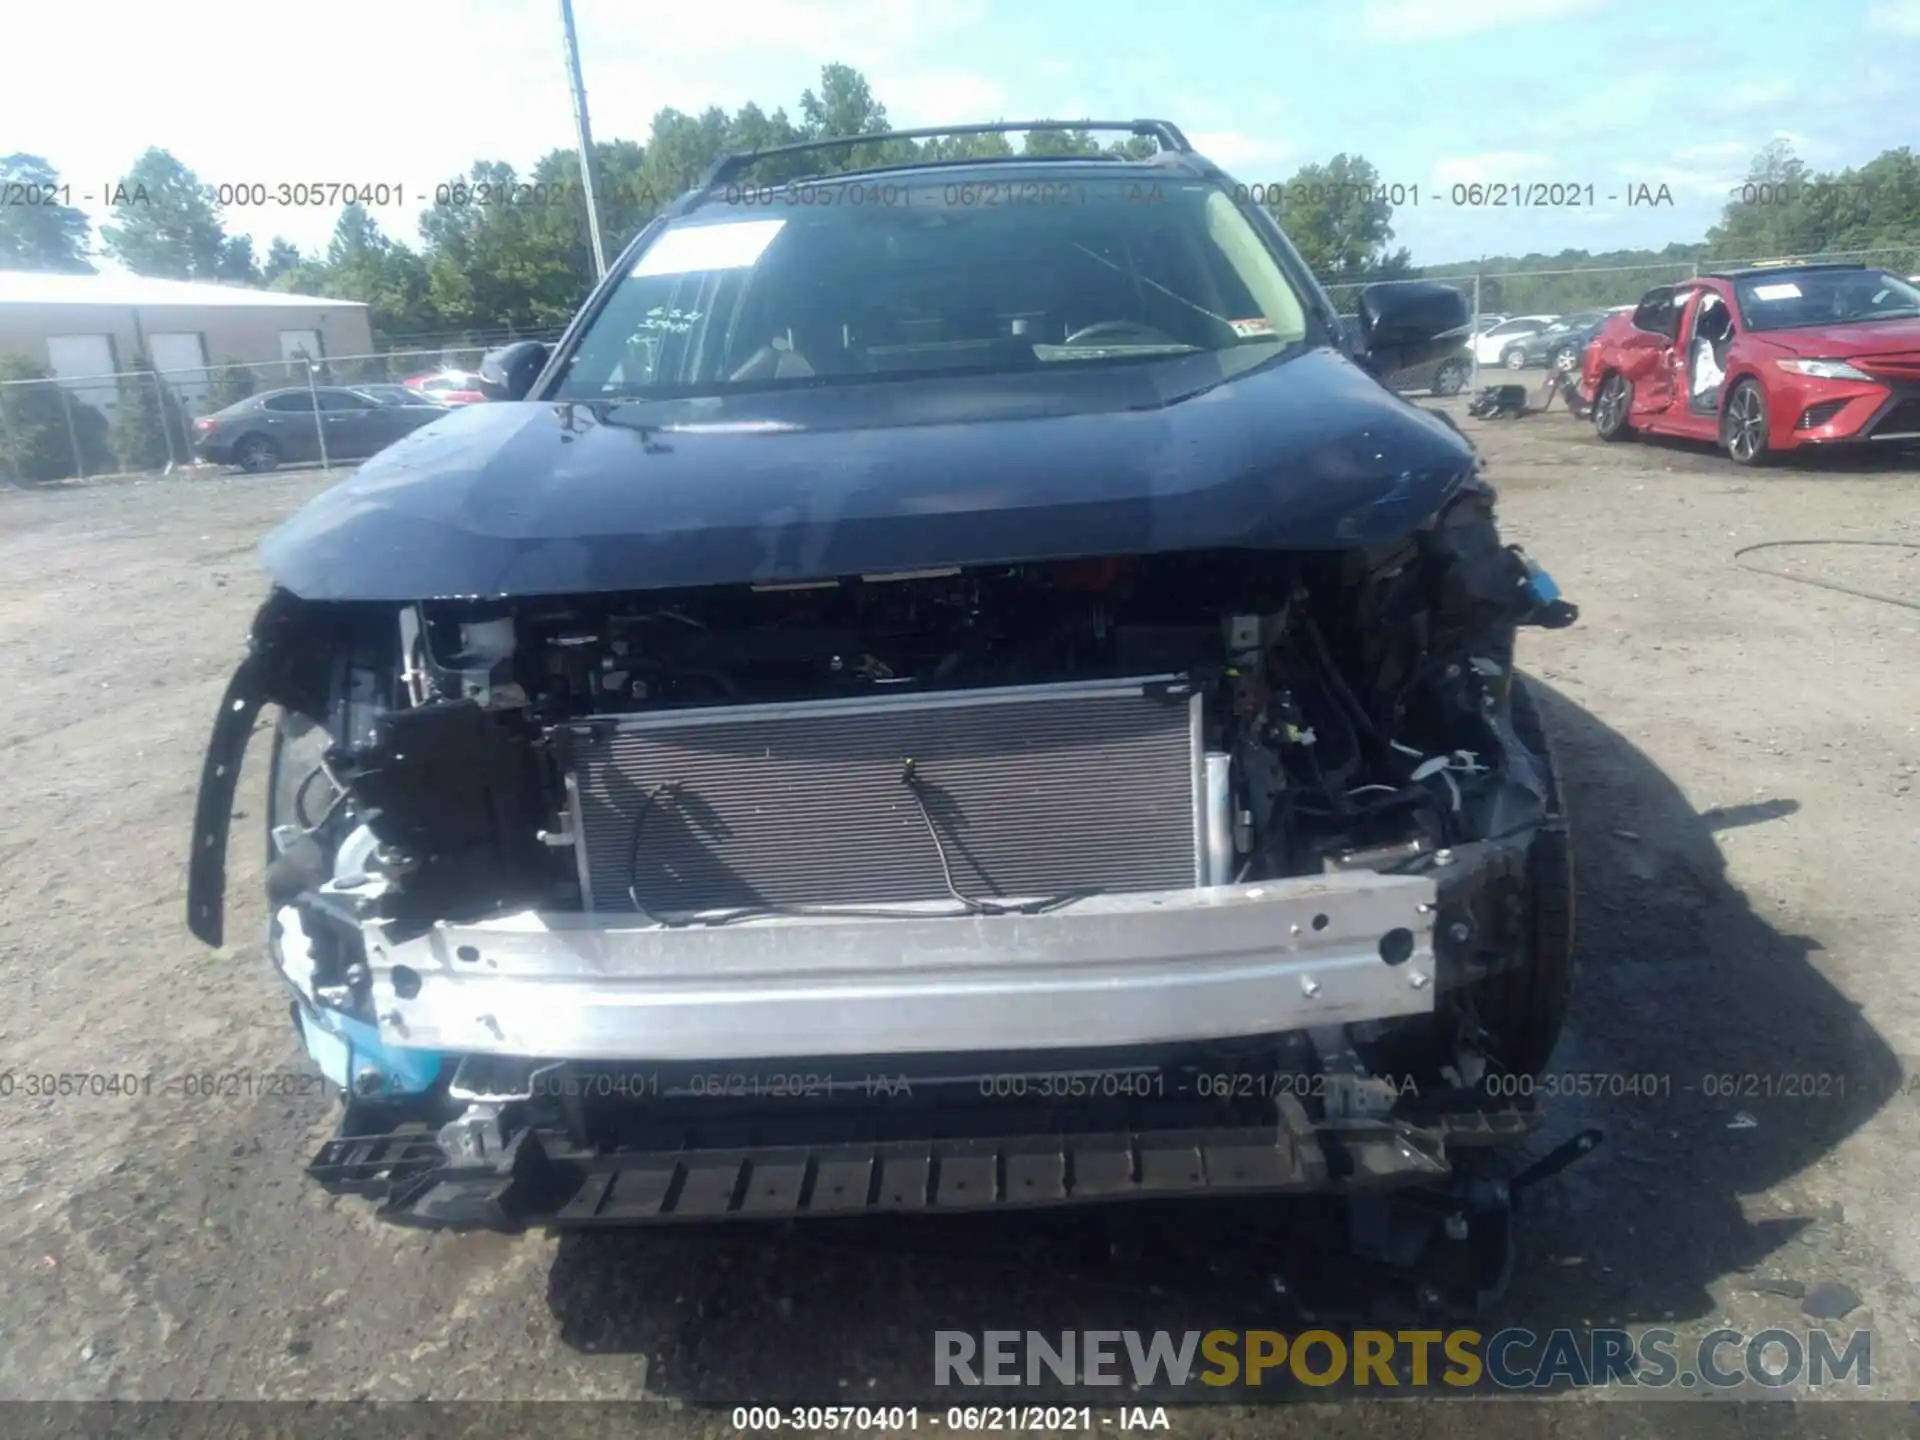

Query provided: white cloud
[1359,0,1599,41]
[1188,131,1293,171]
[1664,172,1746,203]
[1762,128,1828,162]
[1432,153,1554,185]
[1672,142,1755,164]
[581,1,992,126]
[0,0,985,256]
[1865,1,1920,36]
[874,71,1009,126]
[1601,154,1738,203]
[580,0,988,68]
[1591,71,1680,129]
[1701,77,1800,113]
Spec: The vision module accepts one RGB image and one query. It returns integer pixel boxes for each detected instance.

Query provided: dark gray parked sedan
[1338,316,1473,394]
[191,387,448,472]
[350,383,452,410]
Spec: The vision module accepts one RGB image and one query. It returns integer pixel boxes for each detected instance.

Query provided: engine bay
[185,477,1577,1094]
[341,479,1571,898]
[210,478,1569,939]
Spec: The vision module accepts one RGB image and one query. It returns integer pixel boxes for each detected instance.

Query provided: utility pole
[561,0,609,280]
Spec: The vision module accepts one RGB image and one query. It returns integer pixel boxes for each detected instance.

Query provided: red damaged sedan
[402,369,490,406]
[1579,263,1920,465]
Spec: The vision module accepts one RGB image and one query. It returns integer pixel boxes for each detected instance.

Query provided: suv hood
[259,346,1479,601]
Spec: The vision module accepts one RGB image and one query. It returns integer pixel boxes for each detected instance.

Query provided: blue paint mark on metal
[294,998,446,1096]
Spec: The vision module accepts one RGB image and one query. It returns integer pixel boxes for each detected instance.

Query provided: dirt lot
[2,403,1919,1434]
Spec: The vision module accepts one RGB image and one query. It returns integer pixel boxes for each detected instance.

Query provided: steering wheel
[1061,319,1182,347]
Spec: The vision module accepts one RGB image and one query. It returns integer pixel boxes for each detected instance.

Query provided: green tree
[725,102,803,154]
[108,356,192,472]
[262,237,303,283]
[412,90,804,336]
[101,149,230,280]
[404,66,893,336]
[216,234,260,285]
[1706,138,1816,259]
[204,357,255,410]
[1263,154,1409,283]
[324,203,435,337]
[398,65,1405,344]
[1420,241,1706,313]
[1707,140,1920,269]
[920,130,1016,161]
[565,138,654,252]
[792,64,920,174]
[522,139,654,318]
[420,160,551,333]
[0,362,114,483]
[269,260,330,296]
[720,103,810,184]
[0,355,79,482]
[1021,125,1101,157]
[632,106,735,199]
[799,62,887,137]
[1415,140,1920,319]
[0,154,93,273]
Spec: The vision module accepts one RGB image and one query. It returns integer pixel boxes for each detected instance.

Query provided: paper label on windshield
[1230,317,1275,338]
[1751,282,1802,301]
[634,219,786,278]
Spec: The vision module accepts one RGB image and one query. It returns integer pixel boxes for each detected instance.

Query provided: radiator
[566,676,1203,916]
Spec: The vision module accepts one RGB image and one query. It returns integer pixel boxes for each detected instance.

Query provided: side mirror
[479,341,550,401]
[1352,282,1471,377]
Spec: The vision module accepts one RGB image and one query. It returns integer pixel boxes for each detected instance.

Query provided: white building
[0,270,374,415]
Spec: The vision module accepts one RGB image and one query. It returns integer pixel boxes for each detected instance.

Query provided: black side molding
[186,652,269,947]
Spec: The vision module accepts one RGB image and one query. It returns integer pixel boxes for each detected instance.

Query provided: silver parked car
[191,386,450,473]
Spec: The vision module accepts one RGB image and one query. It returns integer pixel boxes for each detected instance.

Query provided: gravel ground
[2,402,1918,1435]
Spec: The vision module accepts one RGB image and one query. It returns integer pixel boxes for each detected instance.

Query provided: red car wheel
[1721,378,1771,466]
[1592,374,1633,441]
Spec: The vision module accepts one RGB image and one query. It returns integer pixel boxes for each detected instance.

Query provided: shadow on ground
[541,683,1898,1403]
[1627,429,1920,474]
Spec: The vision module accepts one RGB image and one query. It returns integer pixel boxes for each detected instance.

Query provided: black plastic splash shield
[308,1100,1539,1232]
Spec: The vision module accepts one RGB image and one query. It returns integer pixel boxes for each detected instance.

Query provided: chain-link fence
[1319,244,1920,393]
[1324,245,1920,313]
[6,244,1917,484]
[0,344,565,486]
[1320,263,1707,393]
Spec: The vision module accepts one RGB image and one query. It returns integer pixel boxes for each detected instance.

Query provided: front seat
[1691,305,1730,403]
[727,318,846,382]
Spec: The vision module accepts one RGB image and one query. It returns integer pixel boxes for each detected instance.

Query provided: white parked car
[1469,314,1559,365]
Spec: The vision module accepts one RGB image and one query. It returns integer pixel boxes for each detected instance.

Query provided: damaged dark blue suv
[188,121,1579,1243]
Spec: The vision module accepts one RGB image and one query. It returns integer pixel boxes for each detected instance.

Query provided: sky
[5,0,1918,272]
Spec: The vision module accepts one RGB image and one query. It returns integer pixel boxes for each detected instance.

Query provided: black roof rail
[692,119,1194,195]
